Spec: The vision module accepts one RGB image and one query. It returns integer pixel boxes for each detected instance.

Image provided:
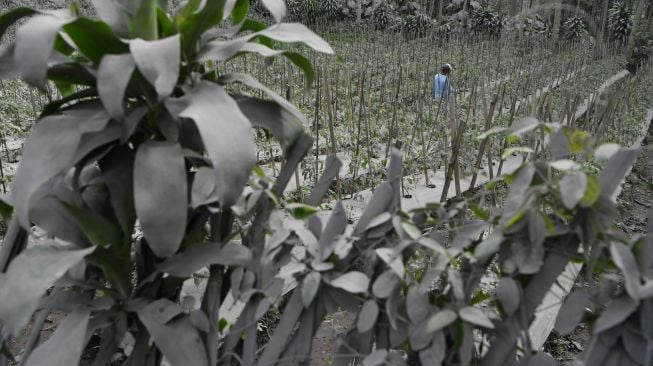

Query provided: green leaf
[580,175,600,207]
[0,245,95,337]
[134,0,159,40]
[0,195,13,220]
[62,202,123,249]
[134,141,188,258]
[178,0,227,59]
[301,272,321,307]
[505,210,526,228]
[566,129,591,154]
[62,18,129,64]
[157,7,176,37]
[231,0,250,23]
[287,203,319,220]
[401,221,422,240]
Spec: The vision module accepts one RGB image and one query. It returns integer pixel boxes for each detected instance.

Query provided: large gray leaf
[137,299,209,366]
[330,271,369,294]
[426,309,457,333]
[496,277,520,315]
[155,242,251,278]
[98,53,135,119]
[172,81,255,207]
[14,14,66,89]
[376,248,404,278]
[420,331,445,366]
[318,201,347,261]
[594,295,639,333]
[12,105,111,228]
[528,211,548,248]
[554,288,590,335]
[301,271,321,307]
[134,141,187,258]
[559,171,587,209]
[357,300,379,333]
[259,23,334,54]
[610,242,642,300]
[459,306,494,329]
[501,165,535,226]
[407,287,430,324]
[24,309,90,366]
[307,155,342,206]
[451,221,488,251]
[599,148,640,198]
[130,35,180,99]
[0,245,94,336]
[233,95,306,157]
[372,269,400,298]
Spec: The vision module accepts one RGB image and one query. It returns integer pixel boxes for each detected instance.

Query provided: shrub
[561,16,588,41]
[402,12,432,38]
[608,1,633,44]
[470,7,502,35]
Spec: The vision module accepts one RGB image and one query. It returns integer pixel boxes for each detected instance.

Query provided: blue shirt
[434,74,452,100]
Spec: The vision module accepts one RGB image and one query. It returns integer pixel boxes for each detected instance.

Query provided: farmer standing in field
[434,63,454,100]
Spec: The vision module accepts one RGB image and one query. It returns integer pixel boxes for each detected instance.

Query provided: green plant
[402,12,431,38]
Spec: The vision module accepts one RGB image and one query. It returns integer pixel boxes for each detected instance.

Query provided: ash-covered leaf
[496,277,520,315]
[426,309,457,333]
[134,141,187,258]
[0,245,94,337]
[458,306,494,329]
[23,309,90,366]
[301,272,321,307]
[555,288,590,335]
[330,271,369,294]
[357,300,379,333]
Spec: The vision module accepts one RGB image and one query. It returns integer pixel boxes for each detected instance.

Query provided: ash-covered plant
[321,0,344,21]
[469,6,502,35]
[287,0,319,23]
[561,15,588,41]
[373,0,397,30]
[0,0,333,365]
[402,12,432,39]
[608,1,633,44]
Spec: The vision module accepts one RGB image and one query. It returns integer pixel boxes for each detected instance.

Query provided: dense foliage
[0,1,652,366]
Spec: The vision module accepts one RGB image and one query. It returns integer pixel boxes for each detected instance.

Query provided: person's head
[441,63,452,75]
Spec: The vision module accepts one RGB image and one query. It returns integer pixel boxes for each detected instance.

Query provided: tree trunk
[599,0,610,42]
[552,0,562,43]
[626,0,647,60]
